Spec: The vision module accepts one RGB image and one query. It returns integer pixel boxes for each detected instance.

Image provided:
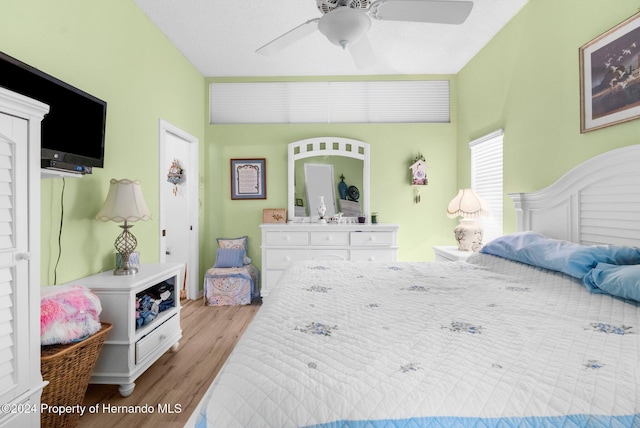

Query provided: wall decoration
[166,158,184,196]
[580,11,640,132]
[409,154,428,203]
[231,158,266,200]
[262,208,286,223]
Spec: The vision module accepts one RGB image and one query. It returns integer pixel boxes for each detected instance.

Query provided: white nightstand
[433,246,474,262]
[72,263,184,397]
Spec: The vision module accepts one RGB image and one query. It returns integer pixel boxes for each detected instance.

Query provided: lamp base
[113,222,139,275]
[114,266,138,276]
[454,218,484,252]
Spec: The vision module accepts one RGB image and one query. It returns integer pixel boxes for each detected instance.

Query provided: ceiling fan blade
[256,18,320,55]
[349,35,376,69]
[369,0,473,25]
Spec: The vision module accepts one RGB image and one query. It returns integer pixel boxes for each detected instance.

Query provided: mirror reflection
[294,155,363,218]
[287,137,370,223]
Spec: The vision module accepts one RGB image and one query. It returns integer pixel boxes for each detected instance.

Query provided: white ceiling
[133,0,528,77]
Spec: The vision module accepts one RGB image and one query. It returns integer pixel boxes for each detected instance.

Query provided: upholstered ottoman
[203,264,260,306]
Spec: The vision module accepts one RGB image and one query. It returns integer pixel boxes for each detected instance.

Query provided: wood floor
[77,298,261,428]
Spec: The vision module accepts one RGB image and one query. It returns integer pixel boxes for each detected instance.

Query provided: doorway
[158,119,199,299]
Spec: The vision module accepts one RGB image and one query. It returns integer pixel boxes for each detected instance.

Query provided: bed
[186,145,640,427]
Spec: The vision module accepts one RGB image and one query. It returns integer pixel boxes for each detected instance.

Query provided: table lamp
[96,179,151,275]
[446,188,489,252]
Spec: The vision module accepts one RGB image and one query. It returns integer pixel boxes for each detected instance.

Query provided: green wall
[204,76,460,269]
[457,0,640,233]
[1,1,206,285]
[7,0,630,287]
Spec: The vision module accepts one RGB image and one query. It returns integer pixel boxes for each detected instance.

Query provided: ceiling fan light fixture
[318,7,371,49]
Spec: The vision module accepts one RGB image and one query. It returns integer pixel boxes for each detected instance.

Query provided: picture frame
[579,12,640,132]
[230,158,266,200]
[262,208,286,223]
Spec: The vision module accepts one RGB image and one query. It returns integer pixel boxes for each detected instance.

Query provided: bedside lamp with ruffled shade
[446,188,489,252]
[96,179,151,275]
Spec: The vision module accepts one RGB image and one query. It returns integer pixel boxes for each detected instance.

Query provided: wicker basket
[40,322,112,428]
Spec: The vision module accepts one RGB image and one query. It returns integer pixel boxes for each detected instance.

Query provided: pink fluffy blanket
[40,284,102,345]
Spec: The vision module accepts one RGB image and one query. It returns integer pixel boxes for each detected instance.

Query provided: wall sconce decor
[96,179,151,275]
[409,154,428,203]
[166,158,184,196]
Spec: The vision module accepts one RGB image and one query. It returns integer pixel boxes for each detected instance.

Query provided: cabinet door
[0,113,29,402]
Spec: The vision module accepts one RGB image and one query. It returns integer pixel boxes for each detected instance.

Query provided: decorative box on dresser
[260,223,399,296]
[70,263,184,397]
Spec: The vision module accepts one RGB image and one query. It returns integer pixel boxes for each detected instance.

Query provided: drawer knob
[369,236,375,241]
[285,236,291,241]
[160,334,167,341]
[285,256,291,261]
[327,236,333,241]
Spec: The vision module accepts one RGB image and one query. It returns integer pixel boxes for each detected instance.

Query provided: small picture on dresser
[263,208,286,223]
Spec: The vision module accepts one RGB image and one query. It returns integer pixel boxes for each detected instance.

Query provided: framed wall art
[230,158,266,200]
[580,12,640,132]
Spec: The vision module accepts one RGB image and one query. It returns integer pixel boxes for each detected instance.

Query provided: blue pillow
[217,236,252,265]
[583,263,640,302]
[213,248,245,268]
[481,232,640,278]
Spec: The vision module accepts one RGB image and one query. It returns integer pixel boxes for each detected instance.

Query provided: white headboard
[509,145,640,247]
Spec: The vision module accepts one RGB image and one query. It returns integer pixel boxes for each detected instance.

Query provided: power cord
[53,177,65,284]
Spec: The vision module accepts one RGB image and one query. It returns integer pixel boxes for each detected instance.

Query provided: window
[470,129,503,243]
[209,80,450,124]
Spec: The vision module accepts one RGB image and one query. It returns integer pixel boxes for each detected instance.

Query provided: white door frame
[158,119,199,299]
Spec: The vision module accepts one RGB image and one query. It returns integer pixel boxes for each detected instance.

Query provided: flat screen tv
[0,51,107,169]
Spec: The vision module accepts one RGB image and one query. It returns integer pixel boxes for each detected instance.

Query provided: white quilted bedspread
[189,254,640,427]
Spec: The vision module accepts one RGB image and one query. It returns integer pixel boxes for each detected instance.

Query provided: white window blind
[209,81,450,124]
[470,129,503,243]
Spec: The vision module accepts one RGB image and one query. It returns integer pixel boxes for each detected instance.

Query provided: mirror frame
[288,137,370,222]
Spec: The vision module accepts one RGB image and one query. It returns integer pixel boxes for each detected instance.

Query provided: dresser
[75,263,184,397]
[260,223,399,296]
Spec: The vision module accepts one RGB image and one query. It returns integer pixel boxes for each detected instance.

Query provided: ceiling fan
[256,0,474,69]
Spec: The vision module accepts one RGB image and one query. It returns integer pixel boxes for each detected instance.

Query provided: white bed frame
[510,144,640,247]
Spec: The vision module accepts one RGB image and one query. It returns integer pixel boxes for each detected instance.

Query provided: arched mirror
[288,137,370,222]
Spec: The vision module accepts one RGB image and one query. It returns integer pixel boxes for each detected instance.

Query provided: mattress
[187,254,640,427]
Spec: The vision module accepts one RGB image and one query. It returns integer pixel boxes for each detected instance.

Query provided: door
[158,120,199,300]
[0,88,48,427]
[0,112,29,403]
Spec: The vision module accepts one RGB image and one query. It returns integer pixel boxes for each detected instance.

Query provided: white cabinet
[260,223,399,296]
[433,246,473,262]
[0,88,48,428]
[72,263,184,397]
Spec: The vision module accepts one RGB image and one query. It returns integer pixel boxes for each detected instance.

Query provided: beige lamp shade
[96,179,151,223]
[446,188,489,219]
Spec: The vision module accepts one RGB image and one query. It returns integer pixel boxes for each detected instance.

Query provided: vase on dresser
[317,196,327,223]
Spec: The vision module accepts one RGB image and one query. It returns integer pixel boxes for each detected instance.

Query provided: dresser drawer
[265,249,309,268]
[310,231,350,246]
[310,249,349,260]
[350,249,397,262]
[136,314,180,365]
[264,231,309,246]
[350,231,395,246]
